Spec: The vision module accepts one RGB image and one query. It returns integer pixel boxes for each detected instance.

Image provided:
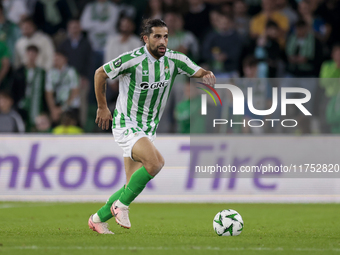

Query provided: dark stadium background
[0,0,339,134]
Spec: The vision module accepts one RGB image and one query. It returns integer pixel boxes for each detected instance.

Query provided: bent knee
[158,155,165,169]
[144,157,164,176]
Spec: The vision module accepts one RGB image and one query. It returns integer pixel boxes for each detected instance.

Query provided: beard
[149,45,166,58]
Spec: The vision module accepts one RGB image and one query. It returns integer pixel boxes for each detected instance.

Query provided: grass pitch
[0,202,339,255]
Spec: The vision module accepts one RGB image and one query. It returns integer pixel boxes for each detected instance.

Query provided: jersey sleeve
[170,52,201,77]
[103,55,128,80]
[103,48,145,80]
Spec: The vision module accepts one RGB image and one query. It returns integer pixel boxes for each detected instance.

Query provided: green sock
[119,166,153,206]
[97,185,125,222]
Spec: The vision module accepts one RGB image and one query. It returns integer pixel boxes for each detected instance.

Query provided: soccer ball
[213,209,244,236]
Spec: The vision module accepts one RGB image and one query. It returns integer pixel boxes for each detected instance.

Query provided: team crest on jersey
[165,66,170,74]
[114,58,122,68]
[143,70,148,76]
[140,81,169,90]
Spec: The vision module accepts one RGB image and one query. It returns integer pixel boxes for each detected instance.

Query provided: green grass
[0,202,340,255]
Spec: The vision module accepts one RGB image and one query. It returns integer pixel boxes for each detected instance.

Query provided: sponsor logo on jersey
[114,58,122,68]
[140,81,169,90]
[109,62,115,71]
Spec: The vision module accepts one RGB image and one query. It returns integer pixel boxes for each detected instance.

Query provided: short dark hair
[243,55,258,67]
[140,18,167,42]
[117,14,135,33]
[20,17,36,26]
[26,45,39,53]
[224,13,234,22]
[0,90,12,99]
[332,42,340,51]
[266,20,279,29]
[68,18,80,24]
[55,50,68,58]
[296,19,307,28]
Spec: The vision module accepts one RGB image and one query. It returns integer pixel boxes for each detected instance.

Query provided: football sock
[118,166,153,206]
[115,200,128,208]
[97,185,125,222]
[92,213,101,223]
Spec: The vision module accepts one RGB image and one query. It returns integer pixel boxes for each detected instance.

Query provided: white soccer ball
[213,209,244,236]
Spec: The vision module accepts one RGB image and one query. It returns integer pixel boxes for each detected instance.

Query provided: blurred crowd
[0,0,339,134]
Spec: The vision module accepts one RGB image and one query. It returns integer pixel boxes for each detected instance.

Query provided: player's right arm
[95,47,144,129]
[94,66,112,130]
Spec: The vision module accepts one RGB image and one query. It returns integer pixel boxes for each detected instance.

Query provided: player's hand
[95,107,113,130]
[202,71,216,87]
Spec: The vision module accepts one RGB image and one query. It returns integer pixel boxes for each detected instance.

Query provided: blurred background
[0,0,339,135]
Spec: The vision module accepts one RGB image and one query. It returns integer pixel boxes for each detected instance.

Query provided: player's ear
[143,35,148,44]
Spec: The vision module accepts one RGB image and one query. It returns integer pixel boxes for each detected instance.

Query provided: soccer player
[88,19,215,234]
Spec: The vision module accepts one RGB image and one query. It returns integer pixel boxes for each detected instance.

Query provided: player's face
[145,26,168,59]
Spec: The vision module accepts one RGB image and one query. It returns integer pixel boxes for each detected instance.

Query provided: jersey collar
[144,45,164,63]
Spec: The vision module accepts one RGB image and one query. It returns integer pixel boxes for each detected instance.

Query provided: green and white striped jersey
[103,45,200,135]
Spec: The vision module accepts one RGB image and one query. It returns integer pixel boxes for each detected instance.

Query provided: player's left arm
[174,52,216,86]
[192,68,216,86]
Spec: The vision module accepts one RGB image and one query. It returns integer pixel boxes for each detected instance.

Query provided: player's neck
[145,45,161,61]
